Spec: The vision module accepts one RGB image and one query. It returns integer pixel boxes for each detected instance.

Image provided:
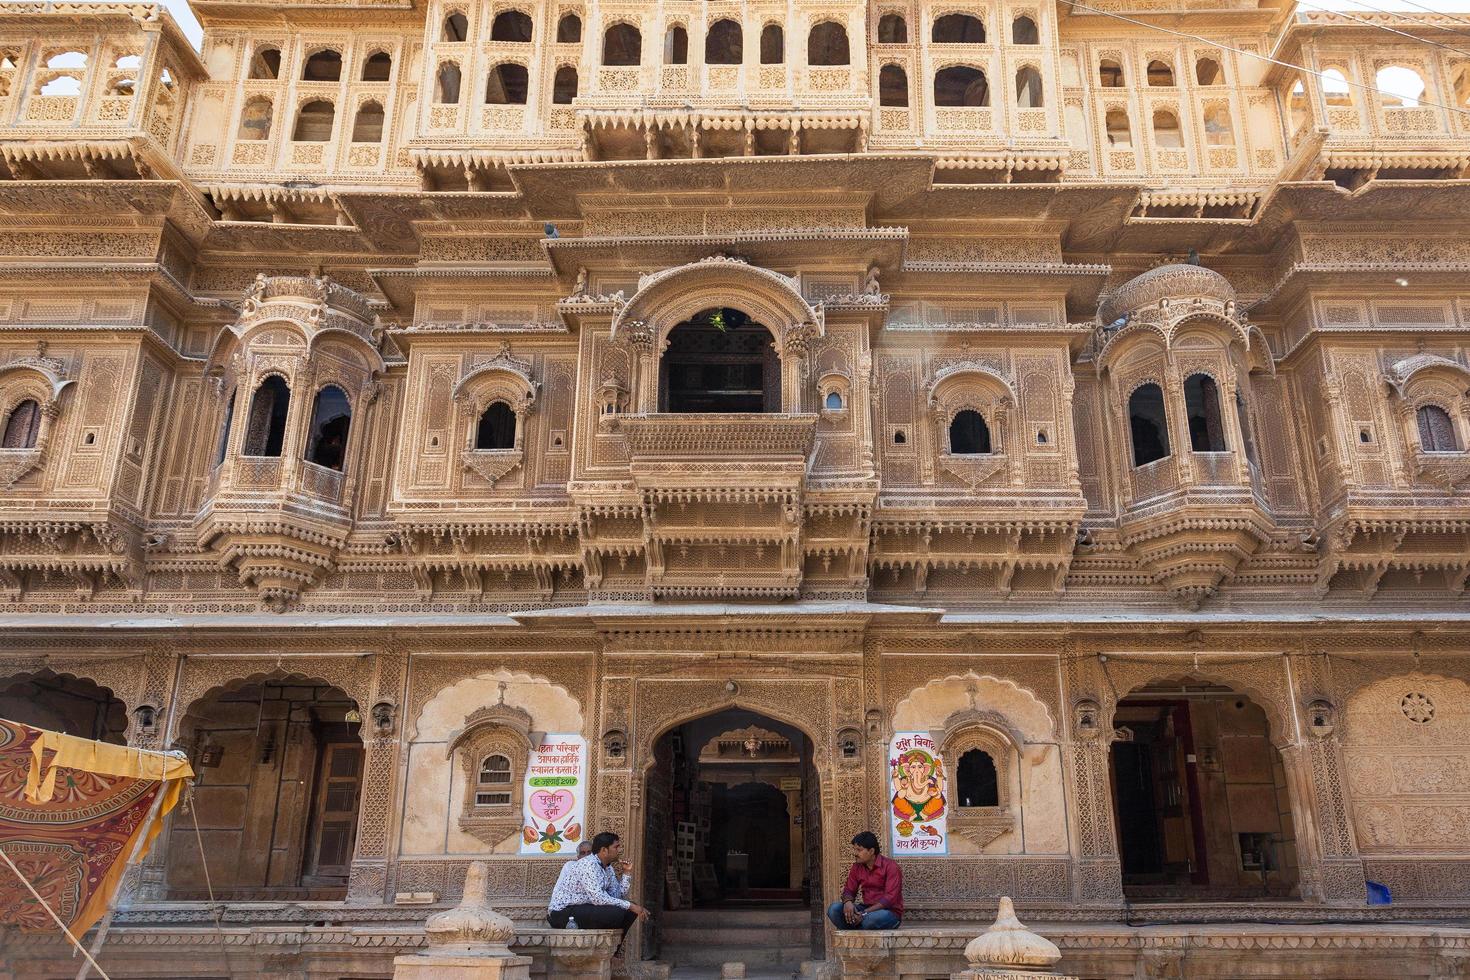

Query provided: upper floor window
[249,46,281,80]
[706,19,742,65]
[553,65,578,104]
[1146,59,1174,87]
[604,23,642,66]
[1376,65,1426,108]
[244,376,290,457]
[1203,105,1233,145]
[486,63,528,104]
[237,96,272,140]
[351,100,384,142]
[435,62,462,103]
[1418,404,1460,452]
[665,25,689,65]
[306,386,352,471]
[760,24,783,64]
[935,65,988,107]
[808,22,849,66]
[948,410,992,454]
[557,14,582,43]
[1196,56,1222,85]
[2,399,40,450]
[293,100,335,141]
[475,754,513,805]
[1098,59,1123,87]
[1129,382,1170,466]
[659,307,780,413]
[878,13,908,43]
[1016,66,1043,108]
[1322,68,1353,107]
[1184,374,1226,452]
[933,13,985,43]
[302,49,342,82]
[957,749,999,807]
[362,51,392,82]
[476,403,517,450]
[491,10,533,42]
[1152,108,1181,148]
[442,12,468,42]
[1105,108,1131,146]
[1012,16,1039,44]
[880,64,909,106]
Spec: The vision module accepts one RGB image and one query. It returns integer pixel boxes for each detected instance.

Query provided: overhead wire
[1341,0,1470,37]
[1055,0,1470,121]
[1293,0,1470,61]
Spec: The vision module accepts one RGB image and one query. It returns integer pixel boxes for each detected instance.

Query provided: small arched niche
[658,307,781,413]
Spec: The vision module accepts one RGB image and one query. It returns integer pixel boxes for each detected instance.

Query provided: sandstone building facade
[1,0,1470,976]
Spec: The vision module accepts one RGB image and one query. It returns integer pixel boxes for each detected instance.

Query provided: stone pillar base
[954,971,1080,980]
[393,953,533,980]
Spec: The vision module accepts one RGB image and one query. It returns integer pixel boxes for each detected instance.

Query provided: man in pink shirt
[827,831,903,930]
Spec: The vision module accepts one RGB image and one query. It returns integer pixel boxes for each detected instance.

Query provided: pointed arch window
[948,410,992,454]
[302,49,342,82]
[485,63,528,104]
[880,64,908,106]
[935,65,988,106]
[442,12,468,41]
[362,51,392,81]
[476,402,517,450]
[1196,56,1222,86]
[1098,59,1124,87]
[557,14,582,43]
[249,46,281,80]
[933,13,985,43]
[759,24,783,64]
[1012,16,1039,44]
[305,385,351,471]
[878,14,908,43]
[807,22,849,66]
[237,96,272,140]
[957,749,999,807]
[1152,108,1181,148]
[1418,404,1460,452]
[292,100,335,141]
[706,19,742,65]
[1105,108,1132,146]
[665,25,689,64]
[604,23,642,66]
[2,399,40,450]
[1184,374,1226,452]
[1015,66,1043,107]
[1147,59,1174,87]
[1128,383,1170,466]
[491,10,533,42]
[244,376,290,457]
[553,66,578,104]
[351,100,384,141]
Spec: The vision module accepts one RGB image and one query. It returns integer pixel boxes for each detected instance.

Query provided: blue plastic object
[1365,880,1392,905]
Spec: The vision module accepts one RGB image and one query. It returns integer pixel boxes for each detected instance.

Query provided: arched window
[759,24,783,64]
[1152,108,1181,148]
[706,19,742,65]
[1196,56,1222,85]
[244,376,290,457]
[1203,104,1233,145]
[1184,374,1226,452]
[1105,108,1131,146]
[878,13,908,43]
[1128,383,1170,466]
[553,66,578,104]
[948,409,992,454]
[1016,66,1043,107]
[957,749,999,807]
[435,62,462,103]
[825,391,844,411]
[660,308,780,413]
[476,403,517,450]
[305,386,351,471]
[475,754,513,806]
[1322,68,1352,107]
[557,14,582,43]
[292,100,335,141]
[879,64,909,106]
[302,49,342,82]
[665,25,689,64]
[1012,16,1039,44]
[1288,78,1308,131]
[249,46,281,80]
[107,70,136,97]
[362,51,392,81]
[215,390,235,465]
[491,10,533,42]
[604,23,642,66]
[1147,59,1174,87]
[933,13,985,43]
[1455,67,1470,107]
[934,65,988,106]
[236,96,272,140]
[1418,404,1460,452]
[807,22,849,66]
[351,100,384,141]
[485,63,528,104]
[442,12,468,41]
[1098,59,1123,87]
[2,399,40,449]
[1376,65,1426,107]
[40,74,81,96]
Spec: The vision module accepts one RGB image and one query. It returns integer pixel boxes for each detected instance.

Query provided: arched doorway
[641,708,820,971]
[165,675,363,900]
[1109,680,1299,900]
[657,307,781,413]
[0,671,126,743]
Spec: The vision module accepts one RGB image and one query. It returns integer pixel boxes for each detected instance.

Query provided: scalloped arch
[414,669,583,742]
[928,362,1018,408]
[1108,670,1290,747]
[0,361,73,401]
[611,258,822,350]
[892,673,1053,742]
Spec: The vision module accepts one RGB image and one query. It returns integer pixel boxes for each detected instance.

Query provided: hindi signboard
[518,734,588,856]
[887,732,948,856]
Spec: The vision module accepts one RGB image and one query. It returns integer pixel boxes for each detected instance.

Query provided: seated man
[547,831,649,949]
[827,831,902,930]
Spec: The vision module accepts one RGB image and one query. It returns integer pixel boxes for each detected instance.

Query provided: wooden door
[308,741,363,880]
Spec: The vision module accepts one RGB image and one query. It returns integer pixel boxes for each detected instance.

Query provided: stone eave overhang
[1271,13,1470,82]
[0,4,206,78]
[511,602,943,632]
[540,227,909,276]
[369,265,558,313]
[1252,266,1470,331]
[0,177,215,246]
[333,190,532,254]
[0,262,230,324]
[895,263,1110,310]
[1057,0,1293,36]
[189,0,417,27]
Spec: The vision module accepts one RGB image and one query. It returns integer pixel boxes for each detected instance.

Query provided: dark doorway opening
[658,308,780,413]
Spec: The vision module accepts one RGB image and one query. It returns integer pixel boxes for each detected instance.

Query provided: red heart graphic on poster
[530,789,574,821]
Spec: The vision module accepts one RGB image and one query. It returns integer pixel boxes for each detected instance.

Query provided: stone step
[662,943,813,968]
[660,924,812,945]
[660,907,812,928]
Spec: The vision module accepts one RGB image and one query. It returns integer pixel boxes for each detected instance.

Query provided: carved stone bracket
[463,448,525,485]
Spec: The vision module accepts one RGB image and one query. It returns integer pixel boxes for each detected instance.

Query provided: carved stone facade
[3,0,1470,976]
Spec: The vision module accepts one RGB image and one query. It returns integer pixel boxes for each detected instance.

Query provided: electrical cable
[1056,0,1470,121]
[1341,0,1470,37]
[1294,0,1470,61]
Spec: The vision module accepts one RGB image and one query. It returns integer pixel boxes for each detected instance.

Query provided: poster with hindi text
[887,732,948,856]
[518,734,587,856]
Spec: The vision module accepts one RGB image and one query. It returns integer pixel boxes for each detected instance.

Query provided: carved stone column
[348,647,409,905]
[1061,656,1124,904]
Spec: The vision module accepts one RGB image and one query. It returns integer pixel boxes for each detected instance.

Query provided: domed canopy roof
[1099,263,1236,325]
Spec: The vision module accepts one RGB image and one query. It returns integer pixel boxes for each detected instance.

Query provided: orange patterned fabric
[0,718,192,935]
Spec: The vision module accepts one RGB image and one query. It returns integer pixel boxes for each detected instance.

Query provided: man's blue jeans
[827,900,900,930]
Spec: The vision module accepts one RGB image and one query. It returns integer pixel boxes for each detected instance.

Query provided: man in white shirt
[547,831,649,948]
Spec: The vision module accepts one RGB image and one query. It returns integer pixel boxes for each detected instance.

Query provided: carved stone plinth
[393,861,532,980]
[951,897,1078,980]
[394,953,532,980]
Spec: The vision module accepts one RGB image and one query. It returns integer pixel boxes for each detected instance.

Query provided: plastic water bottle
[566,915,578,929]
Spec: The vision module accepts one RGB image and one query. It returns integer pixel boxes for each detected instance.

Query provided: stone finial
[963,897,1062,970]
[423,862,516,954]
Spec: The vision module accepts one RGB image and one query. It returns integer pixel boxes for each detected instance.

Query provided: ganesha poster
[888,732,948,855]
[518,734,587,856]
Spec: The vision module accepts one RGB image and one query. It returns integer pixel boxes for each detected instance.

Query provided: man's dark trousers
[547,903,638,935]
